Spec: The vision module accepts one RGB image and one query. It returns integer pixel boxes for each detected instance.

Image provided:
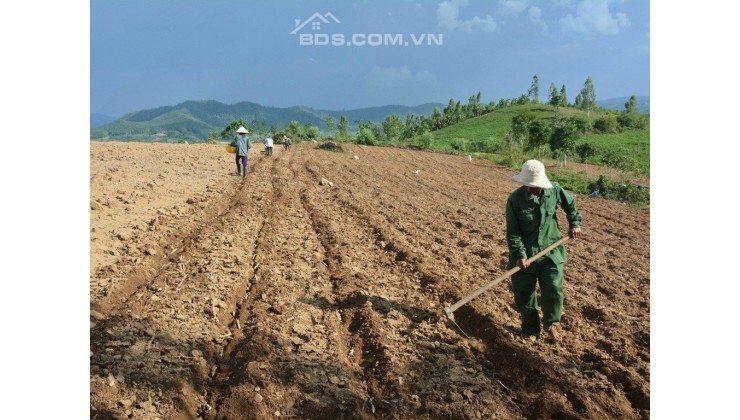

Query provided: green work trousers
[510,256,564,337]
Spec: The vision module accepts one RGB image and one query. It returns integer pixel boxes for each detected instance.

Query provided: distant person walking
[230,126,251,178]
[505,160,582,342]
[283,137,292,151]
[264,136,274,156]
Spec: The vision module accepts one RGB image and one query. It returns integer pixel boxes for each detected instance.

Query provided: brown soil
[90,141,649,420]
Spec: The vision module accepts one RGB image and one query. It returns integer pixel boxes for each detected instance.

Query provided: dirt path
[90,141,650,419]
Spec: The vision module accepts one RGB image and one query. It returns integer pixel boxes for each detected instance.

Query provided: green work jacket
[505,182,582,268]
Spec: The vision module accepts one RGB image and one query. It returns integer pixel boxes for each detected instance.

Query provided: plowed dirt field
[90,141,650,419]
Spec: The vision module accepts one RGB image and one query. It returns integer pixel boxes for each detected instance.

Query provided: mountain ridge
[91,96,649,140]
[91,100,444,141]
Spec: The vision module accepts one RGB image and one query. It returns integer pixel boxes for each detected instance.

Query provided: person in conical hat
[230,126,251,178]
[505,159,582,342]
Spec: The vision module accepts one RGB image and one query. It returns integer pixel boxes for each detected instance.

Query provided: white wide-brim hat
[512,159,553,189]
[236,126,249,134]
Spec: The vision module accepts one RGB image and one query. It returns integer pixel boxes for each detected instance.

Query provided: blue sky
[91,0,650,116]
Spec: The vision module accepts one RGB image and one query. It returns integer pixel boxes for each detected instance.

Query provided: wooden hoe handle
[443,237,569,320]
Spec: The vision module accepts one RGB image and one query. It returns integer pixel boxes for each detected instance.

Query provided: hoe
[443,237,569,333]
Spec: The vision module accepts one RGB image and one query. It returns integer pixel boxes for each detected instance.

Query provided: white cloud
[365,66,437,88]
[559,0,630,34]
[550,0,575,7]
[528,6,549,32]
[437,0,498,32]
[497,0,529,16]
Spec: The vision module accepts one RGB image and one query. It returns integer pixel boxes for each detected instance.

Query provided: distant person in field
[284,137,292,151]
[264,136,274,156]
[505,160,582,342]
[230,126,251,178]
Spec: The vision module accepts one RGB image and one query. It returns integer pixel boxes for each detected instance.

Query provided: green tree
[337,116,349,140]
[549,120,581,166]
[382,114,404,142]
[443,98,462,125]
[624,95,638,113]
[527,120,552,160]
[286,120,302,137]
[513,94,530,105]
[576,142,597,163]
[548,82,561,110]
[220,119,249,139]
[559,85,568,107]
[356,127,376,145]
[511,110,538,150]
[528,75,540,104]
[574,93,583,108]
[430,107,444,130]
[467,91,484,117]
[325,115,335,136]
[303,123,320,139]
[579,76,597,117]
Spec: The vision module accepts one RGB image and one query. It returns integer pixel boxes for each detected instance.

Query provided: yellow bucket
[225,145,237,154]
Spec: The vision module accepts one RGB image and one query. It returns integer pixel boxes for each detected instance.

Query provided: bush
[450,138,466,151]
[585,174,649,206]
[356,127,377,145]
[317,141,345,152]
[417,133,433,149]
[600,150,637,172]
[593,114,619,133]
[568,115,590,134]
[617,113,649,130]
[303,125,320,140]
[616,183,650,207]
[587,174,610,198]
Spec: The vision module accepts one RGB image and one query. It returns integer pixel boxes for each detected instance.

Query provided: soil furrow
[91,141,650,420]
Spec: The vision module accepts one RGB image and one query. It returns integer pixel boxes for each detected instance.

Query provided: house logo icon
[290,12,341,34]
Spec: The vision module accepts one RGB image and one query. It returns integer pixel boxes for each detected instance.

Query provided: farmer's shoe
[544,323,561,342]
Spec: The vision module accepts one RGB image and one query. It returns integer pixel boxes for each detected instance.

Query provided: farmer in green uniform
[505,160,582,341]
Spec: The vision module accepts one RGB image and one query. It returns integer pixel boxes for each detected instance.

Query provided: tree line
[216,75,645,152]
[317,75,635,145]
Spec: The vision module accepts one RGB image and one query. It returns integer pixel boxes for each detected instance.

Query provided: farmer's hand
[517,258,529,269]
[569,227,582,239]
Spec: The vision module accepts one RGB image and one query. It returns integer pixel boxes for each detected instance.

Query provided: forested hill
[90,100,441,141]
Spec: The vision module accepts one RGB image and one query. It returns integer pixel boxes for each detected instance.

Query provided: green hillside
[422,104,649,174]
[91,100,442,141]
